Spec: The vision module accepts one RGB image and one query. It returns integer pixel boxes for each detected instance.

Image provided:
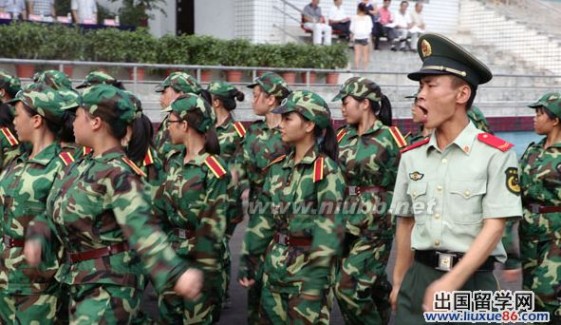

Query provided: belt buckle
[436,252,455,271]
[277,233,289,245]
[178,229,187,239]
[348,186,357,196]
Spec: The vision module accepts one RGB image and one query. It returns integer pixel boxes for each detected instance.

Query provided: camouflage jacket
[154,150,229,272]
[468,106,492,134]
[337,120,402,237]
[237,120,291,200]
[0,126,21,171]
[27,147,188,293]
[153,114,183,162]
[520,138,561,207]
[242,146,344,296]
[0,142,64,295]
[136,146,164,201]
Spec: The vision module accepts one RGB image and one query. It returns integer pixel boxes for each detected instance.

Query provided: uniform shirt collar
[26,142,60,166]
[426,121,479,155]
[216,115,233,130]
[282,145,319,169]
[93,146,126,162]
[346,119,384,138]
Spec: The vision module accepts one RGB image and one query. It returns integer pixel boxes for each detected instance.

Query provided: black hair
[175,110,221,155]
[21,103,60,135]
[126,114,154,162]
[350,93,393,126]
[89,106,128,140]
[213,89,245,111]
[450,76,477,110]
[59,110,76,143]
[314,122,338,162]
[358,2,368,13]
[199,89,213,105]
[0,103,15,132]
[538,106,558,121]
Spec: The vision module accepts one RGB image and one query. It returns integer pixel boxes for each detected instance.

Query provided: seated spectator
[28,0,55,20]
[350,3,373,69]
[328,0,351,39]
[378,0,398,50]
[394,1,412,51]
[303,0,332,46]
[0,0,27,20]
[409,1,426,49]
[71,0,97,24]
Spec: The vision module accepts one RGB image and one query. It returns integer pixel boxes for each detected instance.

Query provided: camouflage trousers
[222,237,232,309]
[158,270,224,324]
[69,283,141,324]
[0,289,58,324]
[335,238,392,325]
[259,285,333,325]
[520,212,561,320]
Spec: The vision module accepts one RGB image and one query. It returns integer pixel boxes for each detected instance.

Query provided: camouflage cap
[272,90,331,129]
[332,77,382,102]
[76,71,118,89]
[207,81,238,98]
[163,93,214,133]
[10,83,66,125]
[34,70,72,90]
[247,72,291,99]
[0,70,22,98]
[124,90,143,118]
[58,89,82,111]
[528,92,561,118]
[155,72,202,94]
[81,84,136,126]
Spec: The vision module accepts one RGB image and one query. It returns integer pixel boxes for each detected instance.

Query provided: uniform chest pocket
[407,182,428,223]
[448,180,486,224]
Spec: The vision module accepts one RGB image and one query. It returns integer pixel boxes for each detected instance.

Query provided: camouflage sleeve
[301,159,345,297]
[107,168,188,292]
[191,171,229,272]
[501,219,521,269]
[236,136,250,194]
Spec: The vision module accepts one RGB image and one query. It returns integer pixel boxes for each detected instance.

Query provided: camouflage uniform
[154,72,204,161]
[331,77,405,325]
[0,71,22,171]
[519,92,561,321]
[256,90,344,324]
[27,85,191,324]
[75,70,121,90]
[468,105,492,134]
[0,86,68,324]
[237,72,292,325]
[154,94,229,324]
[33,70,73,90]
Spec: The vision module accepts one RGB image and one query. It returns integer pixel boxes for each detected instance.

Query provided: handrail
[278,0,305,15]
[273,5,301,25]
[272,23,302,43]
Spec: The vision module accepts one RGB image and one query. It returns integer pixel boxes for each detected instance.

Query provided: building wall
[195,0,235,38]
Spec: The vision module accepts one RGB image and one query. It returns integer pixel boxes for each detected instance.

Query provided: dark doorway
[177,0,194,35]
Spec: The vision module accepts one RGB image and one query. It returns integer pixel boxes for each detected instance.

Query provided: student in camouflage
[0,84,69,324]
[153,72,209,161]
[0,71,22,170]
[207,80,246,309]
[468,105,492,134]
[75,70,125,90]
[33,70,73,90]
[519,92,561,322]
[238,72,292,325]
[24,84,203,323]
[332,77,405,324]
[256,90,344,324]
[154,93,229,324]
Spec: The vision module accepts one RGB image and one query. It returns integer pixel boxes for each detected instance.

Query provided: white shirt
[328,4,348,22]
[71,0,97,23]
[350,14,373,40]
[410,9,425,33]
[394,10,411,29]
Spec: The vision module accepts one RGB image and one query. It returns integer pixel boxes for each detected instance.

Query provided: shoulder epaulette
[0,127,18,146]
[122,157,147,178]
[336,128,347,143]
[389,126,407,148]
[233,121,247,138]
[477,133,513,152]
[204,155,227,179]
[59,152,75,166]
[313,156,325,183]
[143,149,154,167]
[400,137,430,154]
[83,147,92,155]
[266,154,287,170]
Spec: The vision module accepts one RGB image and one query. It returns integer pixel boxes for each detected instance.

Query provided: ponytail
[376,94,392,126]
[204,125,220,155]
[215,89,245,111]
[314,123,338,162]
[126,114,154,162]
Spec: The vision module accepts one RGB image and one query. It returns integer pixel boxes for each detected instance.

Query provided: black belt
[414,250,495,272]
[345,185,384,196]
[67,242,129,263]
[273,233,312,247]
[529,204,561,214]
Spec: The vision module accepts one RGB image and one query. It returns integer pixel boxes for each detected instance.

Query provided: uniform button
[436,185,443,192]
[434,240,440,246]
[413,191,417,196]
[442,158,448,164]
[434,213,440,219]
[464,190,471,197]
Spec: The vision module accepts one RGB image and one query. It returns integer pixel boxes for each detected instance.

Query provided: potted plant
[219,38,252,82]
[0,22,46,77]
[186,35,222,82]
[40,24,83,77]
[277,43,302,85]
[319,44,348,84]
[248,43,284,77]
[83,28,128,63]
[123,28,158,80]
[295,44,318,84]
[158,34,189,75]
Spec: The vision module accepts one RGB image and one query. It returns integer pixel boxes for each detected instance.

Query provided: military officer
[237,72,292,324]
[389,33,522,323]
[257,90,344,324]
[519,92,561,322]
[332,77,405,324]
[154,93,229,324]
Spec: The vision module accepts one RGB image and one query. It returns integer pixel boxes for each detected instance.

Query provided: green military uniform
[34,70,73,90]
[256,90,344,324]
[331,77,405,324]
[154,94,229,324]
[468,105,492,134]
[75,70,121,89]
[391,33,523,323]
[237,72,292,324]
[0,71,22,171]
[153,72,204,161]
[519,92,561,321]
[0,86,68,324]
[27,85,191,324]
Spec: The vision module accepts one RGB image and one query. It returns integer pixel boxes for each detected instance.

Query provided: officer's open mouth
[419,106,428,115]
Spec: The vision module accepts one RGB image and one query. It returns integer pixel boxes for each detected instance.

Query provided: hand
[239,277,255,288]
[24,240,42,266]
[390,285,400,311]
[502,268,522,283]
[174,268,204,300]
[423,278,456,312]
[241,188,249,201]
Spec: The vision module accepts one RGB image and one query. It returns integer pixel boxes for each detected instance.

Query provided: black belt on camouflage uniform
[414,250,495,272]
[3,235,24,248]
[345,185,385,196]
[273,233,313,247]
[67,242,129,263]
[529,204,561,214]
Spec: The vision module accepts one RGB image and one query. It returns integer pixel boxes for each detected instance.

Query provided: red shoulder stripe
[336,129,347,143]
[477,133,513,152]
[59,152,75,166]
[0,127,18,146]
[389,126,407,148]
[83,147,93,155]
[122,157,147,178]
[400,137,430,154]
[233,121,247,138]
[313,156,324,183]
[143,149,154,166]
[205,155,227,178]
